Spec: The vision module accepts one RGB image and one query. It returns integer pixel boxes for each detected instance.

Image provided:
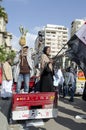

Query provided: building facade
[34,24,68,67]
[71,19,86,37]
[0,6,12,49]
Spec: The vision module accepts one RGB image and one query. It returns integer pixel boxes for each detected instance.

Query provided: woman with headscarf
[39,46,54,92]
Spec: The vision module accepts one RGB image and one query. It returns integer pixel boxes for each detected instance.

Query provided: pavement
[0,111,9,130]
[8,96,86,130]
[0,83,86,130]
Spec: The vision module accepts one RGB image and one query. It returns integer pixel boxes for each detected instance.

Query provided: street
[9,96,86,130]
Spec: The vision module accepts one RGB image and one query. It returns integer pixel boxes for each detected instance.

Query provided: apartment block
[71,19,86,37]
[34,24,68,66]
[44,24,68,57]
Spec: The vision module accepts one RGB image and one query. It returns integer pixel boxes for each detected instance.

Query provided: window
[46,31,50,34]
[46,38,51,41]
[46,42,51,45]
[58,27,62,30]
[51,32,56,34]
[63,28,67,30]
[63,32,67,34]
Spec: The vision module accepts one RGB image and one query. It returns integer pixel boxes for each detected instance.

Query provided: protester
[53,65,59,91]
[14,46,34,93]
[1,57,13,99]
[34,64,40,92]
[39,46,54,92]
[65,67,76,102]
[63,68,70,97]
[12,60,18,84]
[53,65,64,94]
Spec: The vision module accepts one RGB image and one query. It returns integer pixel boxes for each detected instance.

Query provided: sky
[1,0,86,50]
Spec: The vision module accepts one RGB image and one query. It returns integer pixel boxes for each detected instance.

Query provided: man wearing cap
[14,46,34,93]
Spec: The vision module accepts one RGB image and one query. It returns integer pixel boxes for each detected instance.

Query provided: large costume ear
[19,25,28,47]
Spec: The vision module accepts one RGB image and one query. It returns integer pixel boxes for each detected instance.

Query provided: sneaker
[69,98,74,102]
[24,92,28,94]
[2,97,10,100]
[36,91,40,93]
[30,91,34,93]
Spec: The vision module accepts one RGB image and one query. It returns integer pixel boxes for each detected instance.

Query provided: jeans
[63,85,69,97]
[16,73,30,93]
[69,82,75,100]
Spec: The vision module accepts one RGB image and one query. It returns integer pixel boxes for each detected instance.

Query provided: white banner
[76,23,86,45]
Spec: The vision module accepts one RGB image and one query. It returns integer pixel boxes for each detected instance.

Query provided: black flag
[66,23,86,76]
[66,23,86,101]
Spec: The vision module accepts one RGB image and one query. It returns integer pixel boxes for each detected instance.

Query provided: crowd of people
[0,45,77,102]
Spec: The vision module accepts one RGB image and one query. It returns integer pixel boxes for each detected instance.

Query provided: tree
[0,5,8,23]
[0,45,7,63]
[0,45,16,63]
